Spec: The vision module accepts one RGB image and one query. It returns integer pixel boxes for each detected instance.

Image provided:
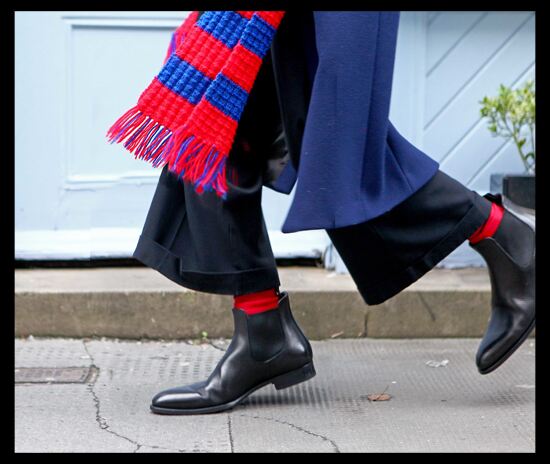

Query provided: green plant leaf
[479,80,535,165]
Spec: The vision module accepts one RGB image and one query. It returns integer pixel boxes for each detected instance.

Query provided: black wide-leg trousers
[133,156,492,305]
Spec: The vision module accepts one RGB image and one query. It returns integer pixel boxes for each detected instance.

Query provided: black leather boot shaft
[469,193,535,374]
[151,291,315,414]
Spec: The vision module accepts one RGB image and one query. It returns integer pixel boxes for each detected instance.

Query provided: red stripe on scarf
[138,78,195,129]
[256,11,285,28]
[187,98,238,154]
[178,11,199,39]
[163,11,200,64]
[220,44,262,93]
[171,13,232,83]
[176,26,233,80]
[237,11,255,19]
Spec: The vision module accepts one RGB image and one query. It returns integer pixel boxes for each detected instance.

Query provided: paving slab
[15,337,535,453]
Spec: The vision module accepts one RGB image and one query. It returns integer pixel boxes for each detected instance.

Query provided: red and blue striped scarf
[106,11,285,199]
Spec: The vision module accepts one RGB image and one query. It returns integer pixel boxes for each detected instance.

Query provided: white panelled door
[15,11,331,260]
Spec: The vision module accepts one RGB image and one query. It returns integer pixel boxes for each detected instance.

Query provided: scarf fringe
[106,106,228,198]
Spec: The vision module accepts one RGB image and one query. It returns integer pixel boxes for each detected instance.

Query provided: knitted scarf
[106,11,285,199]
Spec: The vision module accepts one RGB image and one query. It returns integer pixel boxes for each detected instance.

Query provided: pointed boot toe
[470,194,535,375]
[150,291,315,415]
[151,381,208,413]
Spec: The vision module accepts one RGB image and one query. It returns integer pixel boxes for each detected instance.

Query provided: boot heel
[272,362,316,390]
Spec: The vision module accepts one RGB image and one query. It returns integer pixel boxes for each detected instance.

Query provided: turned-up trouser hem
[133,232,281,295]
[325,170,492,305]
[355,203,487,305]
[132,151,282,296]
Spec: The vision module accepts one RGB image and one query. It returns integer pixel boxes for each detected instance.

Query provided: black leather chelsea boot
[150,291,316,414]
[469,193,535,374]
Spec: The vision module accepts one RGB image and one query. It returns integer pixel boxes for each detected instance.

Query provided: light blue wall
[391,11,535,193]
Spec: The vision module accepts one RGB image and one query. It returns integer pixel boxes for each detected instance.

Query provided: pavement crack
[227,414,235,453]
[82,339,186,454]
[83,339,143,450]
[140,444,188,453]
[418,293,436,322]
[207,340,228,352]
[239,413,340,453]
[85,373,143,449]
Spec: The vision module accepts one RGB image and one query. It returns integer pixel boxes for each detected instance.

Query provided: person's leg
[133,44,315,415]
[326,169,535,374]
[326,170,491,305]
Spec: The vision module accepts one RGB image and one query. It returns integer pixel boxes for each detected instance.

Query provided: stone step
[14,266,519,339]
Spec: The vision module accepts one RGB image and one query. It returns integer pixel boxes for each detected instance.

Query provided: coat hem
[281,163,440,234]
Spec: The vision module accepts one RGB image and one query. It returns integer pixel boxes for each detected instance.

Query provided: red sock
[469,201,505,244]
[234,288,279,315]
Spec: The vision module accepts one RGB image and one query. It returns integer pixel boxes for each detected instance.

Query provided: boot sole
[478,316,535,375]
[150,361,316,415]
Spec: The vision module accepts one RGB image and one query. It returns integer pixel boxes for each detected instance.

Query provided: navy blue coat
[262,11,439,233]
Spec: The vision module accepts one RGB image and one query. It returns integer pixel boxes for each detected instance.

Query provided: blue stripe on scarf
[196,11,249,49]
[240,15,277,58]
[205,74,249,121]
[158,55,212,105]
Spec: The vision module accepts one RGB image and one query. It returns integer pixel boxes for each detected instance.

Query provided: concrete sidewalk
[15,337,535,452]
[16,266,498,339]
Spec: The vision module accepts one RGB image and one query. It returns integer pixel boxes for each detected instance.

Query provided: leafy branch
[479,80,536,174]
